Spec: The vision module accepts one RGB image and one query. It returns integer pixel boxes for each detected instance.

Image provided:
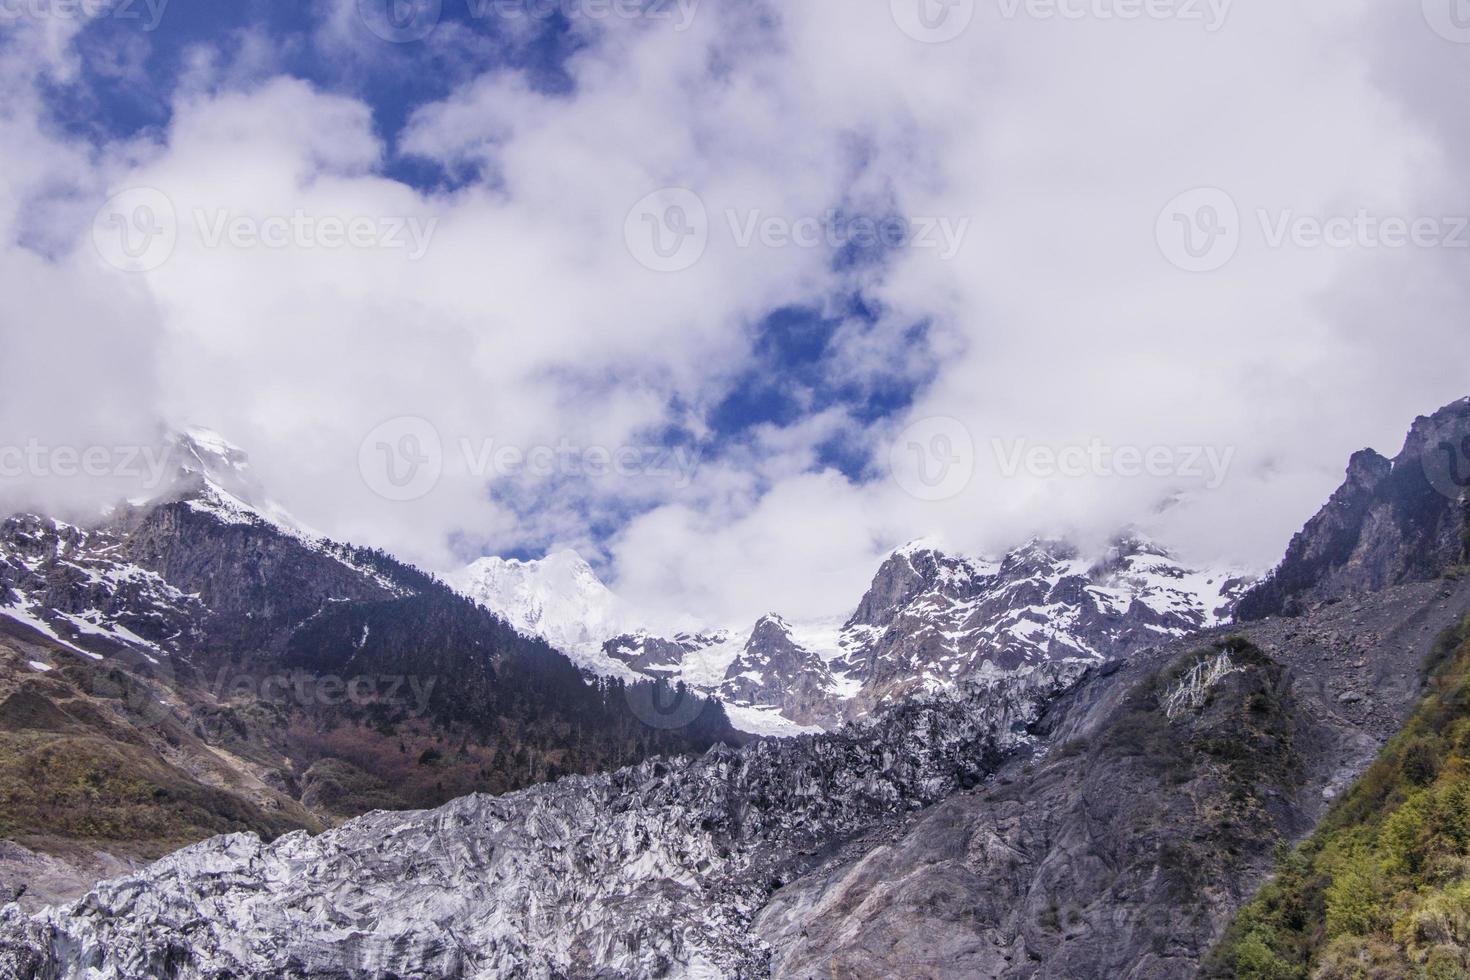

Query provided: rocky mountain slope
[756,578,1470,978]
[4,568,1461,978]
[4,399,1467,979]
[753,398,1470,978]
[1207,607,1470,978]
[1238,396,1470,620]
[463,534,1250,732]
[827,534,1249,720]
[0,430,739,905]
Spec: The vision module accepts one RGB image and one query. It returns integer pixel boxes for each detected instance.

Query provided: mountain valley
[1,398,1468,977]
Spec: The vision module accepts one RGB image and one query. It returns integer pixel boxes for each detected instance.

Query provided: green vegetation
[1109,635,1295,792]
[1207,612,1470,979]
[0,732,313,858]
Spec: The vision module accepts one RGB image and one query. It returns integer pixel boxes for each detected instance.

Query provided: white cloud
[3,0,1468,625]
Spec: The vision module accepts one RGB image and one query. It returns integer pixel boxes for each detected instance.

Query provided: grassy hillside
[1207,611,1470,979]
[0,624,325,863]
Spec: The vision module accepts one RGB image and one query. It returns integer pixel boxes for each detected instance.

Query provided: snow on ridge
[0,595,105,661]
[183,478,408,596]
[451,550,646,680]
[178,425,244,462]
[443,534,1256,737]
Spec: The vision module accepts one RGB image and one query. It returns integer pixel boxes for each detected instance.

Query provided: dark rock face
[579,537,1247,731]
[1238,398,1470,620]
[834,537,1246,719]
[720,616,840,727]
[604,630,717,675]
[845,548,937,629]
[756,577,1470,979]
[0,481,741,834]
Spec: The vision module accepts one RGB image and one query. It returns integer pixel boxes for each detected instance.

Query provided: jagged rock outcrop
[756,577,1470,978]
[720,616,841,728]
[832,536,1248,718]
[549,535,1249,732]
[604,630,721,676]
[1238,397,1470,619]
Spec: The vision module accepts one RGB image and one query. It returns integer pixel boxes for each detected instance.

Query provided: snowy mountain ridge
[450,550,639,674]
[0,428,415,668]
[453,533,1255,733]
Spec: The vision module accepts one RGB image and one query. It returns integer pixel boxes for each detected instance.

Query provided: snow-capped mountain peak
[446,532,1255,735]
[145,426,262,508]
[452,550,637,668]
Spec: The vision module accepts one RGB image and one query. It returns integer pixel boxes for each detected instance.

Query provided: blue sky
[39,0,579,174]
[25,0,939,560]
[4,0,1470,624]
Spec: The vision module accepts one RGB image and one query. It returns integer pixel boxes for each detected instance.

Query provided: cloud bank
[2,0,1467,626]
